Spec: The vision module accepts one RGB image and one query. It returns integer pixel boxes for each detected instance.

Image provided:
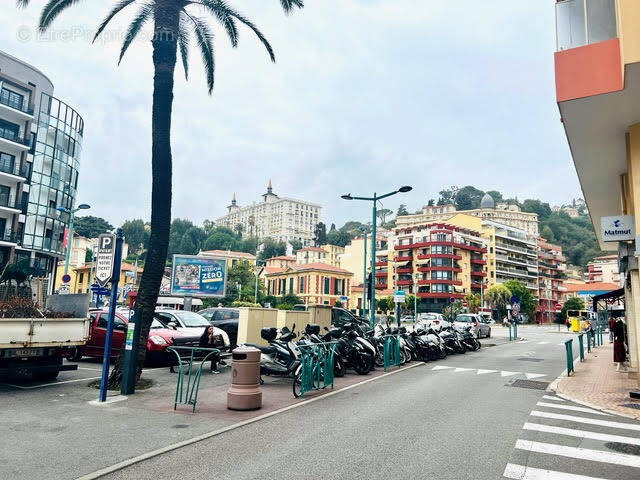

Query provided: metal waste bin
[227,346,262,411]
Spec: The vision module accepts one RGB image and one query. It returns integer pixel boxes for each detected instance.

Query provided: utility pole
[362,229,367,316]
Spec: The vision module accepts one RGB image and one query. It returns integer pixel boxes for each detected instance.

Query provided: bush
[232,301,261,308]
[277,303,293,310]
[0,297,74,318]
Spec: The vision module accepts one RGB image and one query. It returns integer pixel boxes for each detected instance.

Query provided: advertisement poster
[171,255,227,297]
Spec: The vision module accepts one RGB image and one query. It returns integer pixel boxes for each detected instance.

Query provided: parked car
[332,307,369,329]
[417,312,450,332]
[400,315,415,323]
[68,310,197,365]
[199,307,240,348]
[454,314,491,338]
[153,309,231,350]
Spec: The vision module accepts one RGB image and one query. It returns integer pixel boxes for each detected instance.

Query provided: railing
[382,335,402,371]
[167,346,221,412]
[0,159,29,178]
[295,342,338,397]
[0,229,17,243]
[0,93,34,115]
[556,0,617,51]
[0,194,20,210]
[0,129,31,147]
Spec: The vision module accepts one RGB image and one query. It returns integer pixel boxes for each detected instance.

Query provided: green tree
[485,284,511,319]
[443,299,463,319]
[540,225,555,242]
[437,186,458,205]
[454,186,485,210]
[557,296,585,323]
[397,204,409,217]
[314,222,327,246]
[258,238,287,261]
[204,229,240,251]
[486,190,503,203]
[521,199,552,220]
[503,280,537,321]
[288,239,303,252]
[19,0,305,386]
[464,293,481,313]
[168,220,206,257]
[377,296,394,313]
[73,216,113,238]
[326,229,351,248]
[376,208,393,225]
[334,299,343,308]
[122,219,150,253]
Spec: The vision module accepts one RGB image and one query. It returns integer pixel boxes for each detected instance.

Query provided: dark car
[332,307,369,329]
[199,307,240,348]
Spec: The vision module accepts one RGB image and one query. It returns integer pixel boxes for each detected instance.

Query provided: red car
[69,310,197,365]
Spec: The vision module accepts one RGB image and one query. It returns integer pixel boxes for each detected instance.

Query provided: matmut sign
[95,233,116,287]
[601,215,635,242]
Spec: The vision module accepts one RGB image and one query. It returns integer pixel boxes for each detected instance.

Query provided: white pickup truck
[0,317,90,380]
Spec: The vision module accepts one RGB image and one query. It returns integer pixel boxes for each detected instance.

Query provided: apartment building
[586,254,620,285]
[396,194,539,236]
[553,0,640,381]
[0,50,84,295]
[387,222,488,312]
[537,238,567,324]
[322,244,344,268]
[216,181,321,246]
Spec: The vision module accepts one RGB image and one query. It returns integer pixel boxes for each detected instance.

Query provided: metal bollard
[508,324,512,341]
[578,334,584,362]
[586,331,592,353]
[564,339,574,376]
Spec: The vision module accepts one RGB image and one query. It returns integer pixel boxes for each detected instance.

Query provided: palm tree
[17,0,304,386]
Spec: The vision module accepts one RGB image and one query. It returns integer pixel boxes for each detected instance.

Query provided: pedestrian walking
[200,326,222,374]
[612,318,627,372]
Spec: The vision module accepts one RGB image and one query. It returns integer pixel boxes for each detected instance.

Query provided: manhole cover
[517,358,544,362]
[605,442,640,456]
[621,403,640,410]
[509,379,550,390]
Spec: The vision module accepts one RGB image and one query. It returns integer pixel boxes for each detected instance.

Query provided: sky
[0,1,579,229]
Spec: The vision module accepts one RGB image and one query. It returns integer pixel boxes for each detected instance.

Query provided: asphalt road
[101,326,640,480]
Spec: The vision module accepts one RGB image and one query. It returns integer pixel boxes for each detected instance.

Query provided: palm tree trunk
[109,3,179,386]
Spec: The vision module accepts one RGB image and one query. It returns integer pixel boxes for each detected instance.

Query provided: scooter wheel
[292,371,303,398]
[334,359,346,377]
[475,341,481,351]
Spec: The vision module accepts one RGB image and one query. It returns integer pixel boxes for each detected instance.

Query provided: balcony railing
[0,128,31,147]
[0,194,21,210]
[0,159,29,178]
[0,92,34,115]
[0,229,17,243]
[556,0,617,51]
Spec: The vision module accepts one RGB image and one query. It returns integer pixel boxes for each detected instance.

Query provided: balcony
[417,292,464,299]
[396,267,413,274]
[0,229,18,244]
[375,261,388,267]
[417,253,462,261]
[395,255,412,262]
[375,271,387,278]
[0,129,31,151]
[0,159,29,179]
[470,270,487,277]
[375,283,388,290]
[0,194,21,211]
[397,280,413,286]
[470,258,486,265]
[0,90,34,120]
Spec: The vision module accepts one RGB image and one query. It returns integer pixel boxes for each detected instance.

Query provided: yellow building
[295,246,328,264]
[553,0,640,384]
[265,262,353,307]
[54,261,142,303]
[322,244,345,268]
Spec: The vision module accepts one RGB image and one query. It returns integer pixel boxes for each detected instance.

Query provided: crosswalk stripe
[503,463,609,480]
[431,365,453,371]
[536,402,610,416]
[557,343,566,346]
[515,439,640,468]
[525,373,546,380]
[501,371,519,377]
[523,422,640,446]
[477,369,497,375]
[454,368,473,372]
[530,411,640,432]
[542,395,565,402]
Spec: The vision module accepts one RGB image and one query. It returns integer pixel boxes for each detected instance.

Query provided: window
[431,245,452,255]
[79,273,84,284]
[431,271,452,280]
[0,119,19,141]
[431,257,452,267]
[289,277,294,294]
[432,284,452,293]
[0,152,15,174]
[556,0,616,50]
[299,276,305,293]
[0,87,24,111]
[324,277,330,294]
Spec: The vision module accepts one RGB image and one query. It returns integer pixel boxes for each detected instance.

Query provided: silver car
[417,312,451,332]
[454,314,492,338]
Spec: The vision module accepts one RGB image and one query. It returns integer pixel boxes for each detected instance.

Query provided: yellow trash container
[571,318,580,332]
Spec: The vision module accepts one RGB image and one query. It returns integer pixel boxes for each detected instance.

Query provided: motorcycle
[456,325,481,351]
[438,326,467,354]
[329,323,376,375]
[244,324,300,378]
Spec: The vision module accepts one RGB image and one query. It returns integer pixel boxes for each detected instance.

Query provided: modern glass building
[0,50,83,296]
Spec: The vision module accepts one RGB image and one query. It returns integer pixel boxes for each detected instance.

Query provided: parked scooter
[329,323,376,375]
[438,326,467,354]
[456,325,481,351]
[298,323,346,377]
[244,325,300,379]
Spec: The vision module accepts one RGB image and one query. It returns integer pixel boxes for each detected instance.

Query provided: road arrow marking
[501,371,519,377]
[525,373,546,380]
[477,369,497,375]
[431,365,453,371]
[542,395,564,402]
[453,368,473,372]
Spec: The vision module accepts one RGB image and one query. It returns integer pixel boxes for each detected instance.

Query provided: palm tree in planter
[17,0,304,386]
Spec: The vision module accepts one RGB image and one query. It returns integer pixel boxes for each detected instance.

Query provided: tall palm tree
[17,0,304,385]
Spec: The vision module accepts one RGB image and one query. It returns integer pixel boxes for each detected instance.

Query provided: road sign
[394,290,406,303]
[511,302,520,317]
[340,295,348,303]
[95,233,116,287]
[449,297,456,304]
[462,300,468,307]
[555,303,562,312]
[510,295,520,304]
[62,274,71,284]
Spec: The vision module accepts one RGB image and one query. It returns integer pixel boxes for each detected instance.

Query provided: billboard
[171,255,227,297]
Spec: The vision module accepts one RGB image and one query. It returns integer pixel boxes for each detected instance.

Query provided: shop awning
[592,288,624,312]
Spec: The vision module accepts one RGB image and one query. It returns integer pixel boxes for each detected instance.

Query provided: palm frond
[39,0,86,32]
[94,0,138,43]
[178,12,191,81]
[118,2,154,65]
[188,15,215,94]
[192,0,274,62]
[280,0,304,14]
[16,0,31,8]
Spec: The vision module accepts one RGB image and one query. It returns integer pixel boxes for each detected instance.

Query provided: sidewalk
[553,342,640,419]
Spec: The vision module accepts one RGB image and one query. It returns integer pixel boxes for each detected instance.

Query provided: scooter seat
[244,343,277,354]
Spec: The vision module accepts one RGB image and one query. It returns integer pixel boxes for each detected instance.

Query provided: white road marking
[431,365,453,371]
[1,376,101,390]
[542,395,565,402]
[530,411,640,432]
[536,402,611,416]
[515,439,640,468]
[453,368,473,372]
[77,367,102,371]
[477,369,497,375]
[523,422,640,446]
[537,342,550,345]
[558,343,567,346]
[525,373,546,380]
[501,371,519,377]
[504,463,609,480]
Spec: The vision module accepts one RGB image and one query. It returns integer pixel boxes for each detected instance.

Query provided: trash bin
[227,346,262,411]
[571,318,580,333]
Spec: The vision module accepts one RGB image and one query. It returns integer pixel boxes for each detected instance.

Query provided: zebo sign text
[601,215,635,242]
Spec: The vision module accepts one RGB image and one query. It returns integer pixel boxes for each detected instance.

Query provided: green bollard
[586,331,592,353]
[564,339,574,376]
[578,334,584,362]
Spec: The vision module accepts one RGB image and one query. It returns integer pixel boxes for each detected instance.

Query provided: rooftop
[565,282,619,293]
[199,250,256,259]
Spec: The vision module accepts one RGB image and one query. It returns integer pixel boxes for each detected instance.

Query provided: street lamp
[341,186,413,328]
[359,225,368,317]
[57,203,91,276]
[414,272,420,321]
